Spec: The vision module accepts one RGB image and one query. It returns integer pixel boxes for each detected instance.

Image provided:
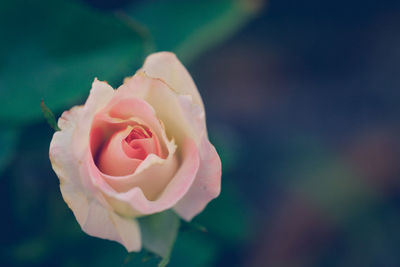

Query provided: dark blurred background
[1,0,400,266]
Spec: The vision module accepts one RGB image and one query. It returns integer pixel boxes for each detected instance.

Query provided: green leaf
[138,210,180,267]
[40,100,60,131]
[0,0,145,125]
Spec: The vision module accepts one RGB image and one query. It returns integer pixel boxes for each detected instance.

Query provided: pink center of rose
[93,123,163,176]
[125,125,152,143]
[122,125,157,161]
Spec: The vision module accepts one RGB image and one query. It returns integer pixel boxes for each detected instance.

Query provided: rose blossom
[49,52,221,251]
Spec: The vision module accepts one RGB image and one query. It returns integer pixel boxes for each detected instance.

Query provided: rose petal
[123,138,156,159]
[93,97,168,157]
[72,79,115,159]
[139,52,205,110]
[164,94,221,220]
[50,96,141,252]
[99,139,179,202]
[96,127,143,176]
[118,73,199,146]
[89,138,200,216]
[174,137,221,221]
[80,195,141,252]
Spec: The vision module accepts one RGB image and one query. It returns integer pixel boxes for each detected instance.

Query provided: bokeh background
[1,0,400,266]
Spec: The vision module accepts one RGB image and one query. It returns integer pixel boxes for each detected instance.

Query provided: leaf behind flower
[138,210,180,267]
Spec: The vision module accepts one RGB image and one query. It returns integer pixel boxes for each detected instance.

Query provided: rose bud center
[122,125,157,161]
[96,123,162,176]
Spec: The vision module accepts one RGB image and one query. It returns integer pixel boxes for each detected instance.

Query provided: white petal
[72,79,115,158]
[118,73,200,146]
[174,137,221,221]
[50,79,141,252]
[81,196,141,252]
[139,52,204,110]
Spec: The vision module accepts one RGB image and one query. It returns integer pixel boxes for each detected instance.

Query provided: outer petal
[173,95,221,220]
[174,137,221,221]
[72,78,115,159]
[80,194,141,252]
[139,52,205,110]
[50,79,142,252]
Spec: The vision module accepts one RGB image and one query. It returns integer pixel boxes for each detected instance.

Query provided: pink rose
[49,52,221,251]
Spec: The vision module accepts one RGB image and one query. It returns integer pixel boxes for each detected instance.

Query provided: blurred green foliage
[0,0,143,123]
[0,129,18,174]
